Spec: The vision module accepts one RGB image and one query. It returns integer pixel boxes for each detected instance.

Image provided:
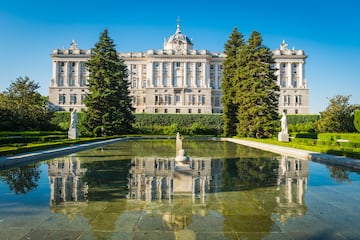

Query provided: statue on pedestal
[278,112,289,142]
[175,132,189,164]
[68,109,78,139]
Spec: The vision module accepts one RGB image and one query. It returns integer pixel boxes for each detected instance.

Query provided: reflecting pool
[1,140,360,240]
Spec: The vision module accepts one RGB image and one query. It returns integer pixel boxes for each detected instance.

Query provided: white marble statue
[68,109,78,139]
[70,109,78,129]
[280,112,288,134]
[278,112,289,142]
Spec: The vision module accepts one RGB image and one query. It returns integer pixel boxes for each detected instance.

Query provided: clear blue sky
[1,0,359,114]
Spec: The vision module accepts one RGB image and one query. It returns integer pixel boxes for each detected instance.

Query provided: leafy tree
[83,29,134,136]
[235,31,279,138]
[0,76,51,130]
[315,95,358,133]
[222,27,245,136]
[354,110,360,133]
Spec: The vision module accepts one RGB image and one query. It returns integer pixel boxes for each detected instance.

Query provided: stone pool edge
[0,137,130,169]
[224,138,360,171]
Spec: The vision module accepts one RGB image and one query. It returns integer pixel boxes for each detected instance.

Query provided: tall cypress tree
[84,29,134,137]
[235,31,279,138]
[222,27,245,136]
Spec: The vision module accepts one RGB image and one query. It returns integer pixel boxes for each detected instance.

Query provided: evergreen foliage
[83,29,134,137]
[233,31,279,138]
[315,95,358,133]
[221,27,245,136]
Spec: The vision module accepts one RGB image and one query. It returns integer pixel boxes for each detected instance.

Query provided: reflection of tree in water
[82,160,131,201]
[221,157,279,191]
[327,166,351,183]
[0,164,40,194]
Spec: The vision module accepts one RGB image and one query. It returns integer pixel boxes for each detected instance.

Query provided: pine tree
[235,31,279,138]
[84,29,134,137]
[222,27,245,136]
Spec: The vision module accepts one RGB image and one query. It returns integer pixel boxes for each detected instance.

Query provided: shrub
[354,110,360,133]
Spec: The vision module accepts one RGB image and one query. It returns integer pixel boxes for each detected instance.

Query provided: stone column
[276,62,281,86]
[64,62,69,87]
[52,61,57,86]
[287,62,292,87]
[183,62,187,87]
[159,62,163,87]
[214,63,219,89]
[204,61,209,88]
[299,62,304,87]
[169,62,174,87]
[76,61,81,87]
[147,62,153,87]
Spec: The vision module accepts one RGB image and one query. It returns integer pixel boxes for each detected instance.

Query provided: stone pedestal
[278,132,289,142]
[68,128,78,139]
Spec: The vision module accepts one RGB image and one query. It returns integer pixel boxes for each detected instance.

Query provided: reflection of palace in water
[127,157,222,202]
[47,151,309,225]
[48,154,88,206]
[275,154,309,223]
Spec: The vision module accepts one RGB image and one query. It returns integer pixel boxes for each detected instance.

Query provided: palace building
[48,22,309,114]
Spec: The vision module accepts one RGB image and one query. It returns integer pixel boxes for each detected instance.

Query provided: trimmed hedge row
[132,114,223,135]
[317,133,360,143]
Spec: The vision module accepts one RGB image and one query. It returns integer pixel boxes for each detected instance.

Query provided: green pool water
[0,139,360,239]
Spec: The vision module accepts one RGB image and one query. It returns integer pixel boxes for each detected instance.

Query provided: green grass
[0,134,121,156]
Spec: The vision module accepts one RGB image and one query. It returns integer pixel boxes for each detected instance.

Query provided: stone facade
[49,23,309,114]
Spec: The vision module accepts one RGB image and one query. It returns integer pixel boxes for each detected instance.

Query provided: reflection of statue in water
[68,109,78,139]
[280,112,288,134]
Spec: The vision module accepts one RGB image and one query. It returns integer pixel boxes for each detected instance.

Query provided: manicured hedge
[317,133,360,143]
[133,114,223,135]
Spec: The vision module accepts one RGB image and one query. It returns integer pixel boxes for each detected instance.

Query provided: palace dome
[163,20,193,51]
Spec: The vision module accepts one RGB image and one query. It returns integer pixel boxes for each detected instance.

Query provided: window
[80,77,86,86]
[198,109,201,113]
[280,79,286,88]
[58,78,64,86]
[71,62,76,72]
[58,94,66,104]
[164,109,168,113]
[80,62,86,73]
[70,94,77,104]
[81,94,85,104]
[175,62,181,68]
[155,108,158,113]
[165,95,171,105]
[175,95,181,105]
[176,109,180,113]
[295,109,298,114]
[188,109,192,113]
[60,62,65,73]
[284,95,291,105]
[196,62,202,68]
[69,79,75,86]
[295,95,302,105]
